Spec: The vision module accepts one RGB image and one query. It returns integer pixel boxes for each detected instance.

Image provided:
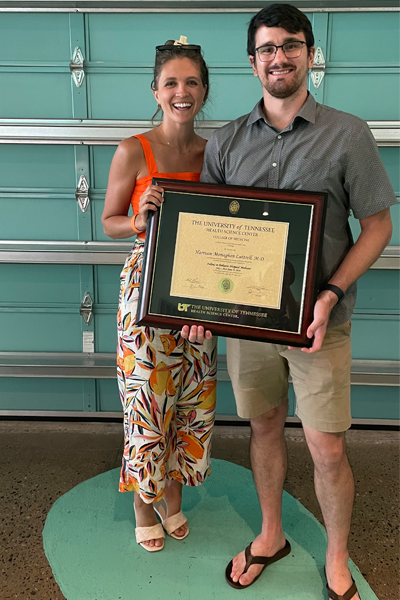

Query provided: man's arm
[295,118,396,353]
[297,207,392,354]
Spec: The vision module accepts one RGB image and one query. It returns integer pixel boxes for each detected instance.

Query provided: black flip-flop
[325,567,360,600]
[225,539,291,589]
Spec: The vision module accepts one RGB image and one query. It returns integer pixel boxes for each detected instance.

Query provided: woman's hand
[135,185,164,232]
[181,325,212,344]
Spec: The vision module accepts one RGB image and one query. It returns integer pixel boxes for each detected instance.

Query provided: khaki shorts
[226,321,352,433]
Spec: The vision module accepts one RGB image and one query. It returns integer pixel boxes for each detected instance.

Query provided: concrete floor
[0,421,398,600]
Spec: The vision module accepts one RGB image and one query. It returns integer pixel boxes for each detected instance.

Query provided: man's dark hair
[247,3,315,56]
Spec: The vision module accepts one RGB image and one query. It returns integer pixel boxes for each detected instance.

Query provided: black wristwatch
[320,283,345,303]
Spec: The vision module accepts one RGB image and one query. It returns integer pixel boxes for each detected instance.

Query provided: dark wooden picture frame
[136,179,327,347]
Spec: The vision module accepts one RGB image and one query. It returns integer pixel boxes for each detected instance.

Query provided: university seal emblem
[229,200,240,214]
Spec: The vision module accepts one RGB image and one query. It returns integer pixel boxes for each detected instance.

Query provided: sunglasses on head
[156,44,201,53]
[156,35,201,54]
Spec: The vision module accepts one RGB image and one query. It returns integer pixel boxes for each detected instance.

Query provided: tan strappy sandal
[154,500,189,540]
[135,522,165,552]
[134,504,165,552]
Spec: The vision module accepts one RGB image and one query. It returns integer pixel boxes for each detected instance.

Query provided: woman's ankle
[134,494,154,514]
[163,481,183,516]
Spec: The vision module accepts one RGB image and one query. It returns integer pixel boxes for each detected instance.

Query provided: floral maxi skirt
[117,239,217,503]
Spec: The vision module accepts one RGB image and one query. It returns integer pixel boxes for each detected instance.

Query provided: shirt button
[272,162,277,167]
[277,135,282,139]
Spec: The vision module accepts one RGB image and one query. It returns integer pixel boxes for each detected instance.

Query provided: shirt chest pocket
[281,157,333,192]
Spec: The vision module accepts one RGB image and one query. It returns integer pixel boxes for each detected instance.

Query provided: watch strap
[321,283,344,303]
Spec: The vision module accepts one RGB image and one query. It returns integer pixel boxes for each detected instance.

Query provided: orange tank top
[131,134,201,240]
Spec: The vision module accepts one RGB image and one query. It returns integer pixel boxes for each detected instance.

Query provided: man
[200,4,396,599]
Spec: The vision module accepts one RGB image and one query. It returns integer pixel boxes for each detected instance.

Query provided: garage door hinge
[70,46,85,88]
[311,47,325,89]
[75,175,90,212]
[80,292,93,326]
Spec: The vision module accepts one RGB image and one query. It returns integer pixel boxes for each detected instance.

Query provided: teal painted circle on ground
[43,459,377,600]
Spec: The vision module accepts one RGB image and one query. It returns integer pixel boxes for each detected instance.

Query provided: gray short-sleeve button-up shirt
[201,93,397,327]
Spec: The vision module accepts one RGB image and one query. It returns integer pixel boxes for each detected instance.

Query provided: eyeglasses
[255,41,307,62]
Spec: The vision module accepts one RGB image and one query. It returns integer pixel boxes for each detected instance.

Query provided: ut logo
[178,303,191,312]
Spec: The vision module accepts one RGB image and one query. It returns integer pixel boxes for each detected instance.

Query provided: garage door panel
[87,13,254,67]
[0,145,76,189]
[91,146,117,190]
[0,378,86,411]
[95,312,117,353]
[388,202,400,245]
[356,270,400,311]
[0,196,78,241]
[0,72,73,119]
[378,148,399,195]
[351,386,400,420]
[0,13,71,62]
[95,265,123,305]
[0,264,82,305]
[351,315,400,360]
[97,379,120,412]
[0,311,82,352]
[88,72,152,120]
[328,13,399,66]
[324,73,400,120]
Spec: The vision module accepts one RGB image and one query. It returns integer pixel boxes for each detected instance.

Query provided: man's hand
[289,290,338,353]
[288,208,392,353]
[181,325,212,344]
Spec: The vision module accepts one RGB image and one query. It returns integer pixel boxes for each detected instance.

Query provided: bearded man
[200,4,396,598]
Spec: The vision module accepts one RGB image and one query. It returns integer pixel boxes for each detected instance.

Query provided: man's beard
[263,78,304,98]
[260,62,306,99]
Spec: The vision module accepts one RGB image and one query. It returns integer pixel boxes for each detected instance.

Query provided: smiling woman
[101,37,217,555]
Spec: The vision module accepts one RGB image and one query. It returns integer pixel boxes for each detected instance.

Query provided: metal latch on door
[70,47,85,88]
[311,47,325,89]
[80,292,93,326]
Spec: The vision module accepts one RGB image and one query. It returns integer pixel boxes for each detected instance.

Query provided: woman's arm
[102,138,141,239]
[102,138,163,240]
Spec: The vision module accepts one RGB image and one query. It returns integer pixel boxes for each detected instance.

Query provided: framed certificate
[136,179,327,347]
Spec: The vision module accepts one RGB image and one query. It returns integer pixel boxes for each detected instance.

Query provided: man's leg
[281,321,356,595]
[230,400,289,586]
[303,425,360,600]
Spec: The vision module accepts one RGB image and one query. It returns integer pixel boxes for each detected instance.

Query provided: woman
[102,38,217,553]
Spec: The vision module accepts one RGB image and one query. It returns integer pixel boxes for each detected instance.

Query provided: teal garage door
[0,5,399,423]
